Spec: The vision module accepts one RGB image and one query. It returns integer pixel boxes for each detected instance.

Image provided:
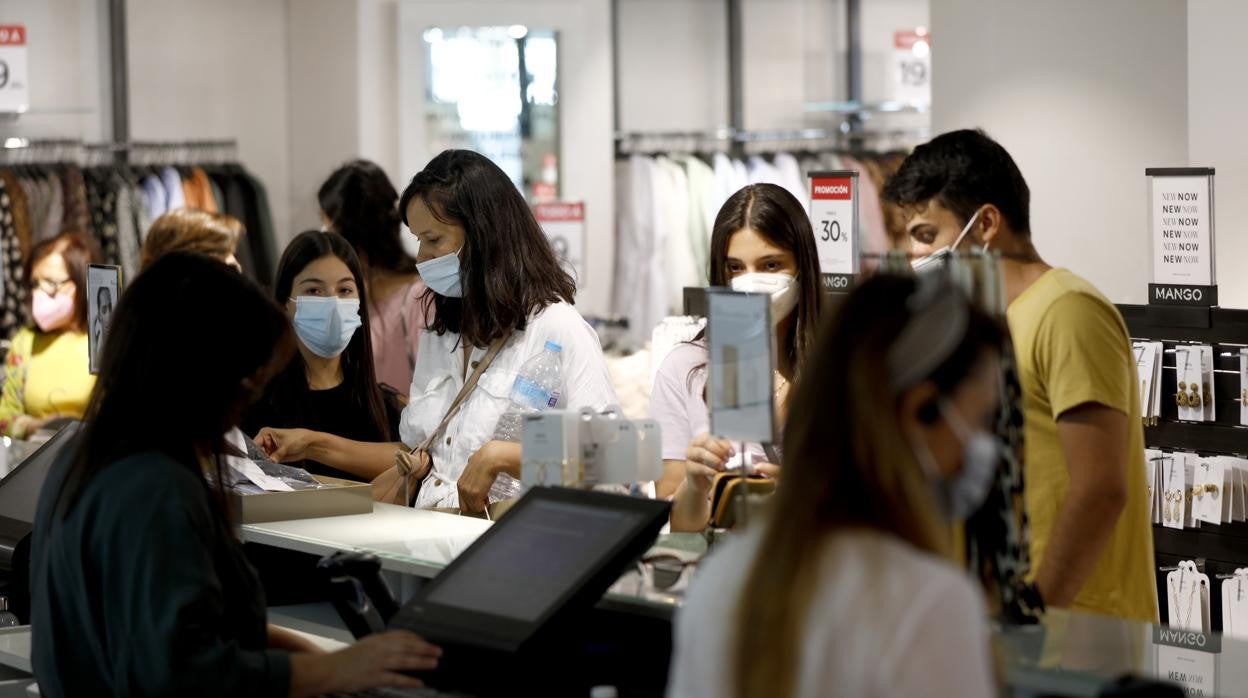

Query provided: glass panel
[423,26,560,202]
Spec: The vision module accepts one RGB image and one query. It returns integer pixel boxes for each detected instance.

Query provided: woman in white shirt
[669,274,1003,698]
[650,183,826,531]
[396,150,617,513]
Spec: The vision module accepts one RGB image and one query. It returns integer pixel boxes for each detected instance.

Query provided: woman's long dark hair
[55,252,291,519]
[709,184,825,381]
[399,150,575,347]
[733,274,1004,698]
[318,159,417,275]
[258,231,391,441]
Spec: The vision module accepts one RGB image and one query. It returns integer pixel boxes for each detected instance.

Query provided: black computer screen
[0,423,81,525]
[423,498,648,622]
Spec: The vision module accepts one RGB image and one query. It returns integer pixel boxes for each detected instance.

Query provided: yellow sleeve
[1034,292,1134,419]
[0,328,32,436]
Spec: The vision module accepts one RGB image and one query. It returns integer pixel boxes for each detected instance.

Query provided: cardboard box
[231,476,373,524]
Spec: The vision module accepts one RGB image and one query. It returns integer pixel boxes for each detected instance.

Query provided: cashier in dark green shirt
[29,253,442,697]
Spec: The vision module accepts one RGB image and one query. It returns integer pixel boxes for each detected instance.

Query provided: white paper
[0,25,29,113]
[1151,175,1213,287]
[808,173,857,276]
[1240,350,1248,427]
[1193,459,1224,526]
[1201,345,1216,421]
[226,455,293,492]
[533,202,586,285]
[1162,456,1189,530]
[1146,449,1163,524]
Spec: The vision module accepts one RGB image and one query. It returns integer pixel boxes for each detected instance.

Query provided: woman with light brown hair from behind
[140,209,244,271]
[668,274,1003,698]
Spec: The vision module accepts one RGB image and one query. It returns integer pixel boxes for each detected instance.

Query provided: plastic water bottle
[489,341,564,502]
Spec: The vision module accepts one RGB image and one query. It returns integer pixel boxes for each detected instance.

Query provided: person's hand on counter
[458,440,520,513]
[289,630,442,697]
[682,433,735,496]
[255,427,317,463]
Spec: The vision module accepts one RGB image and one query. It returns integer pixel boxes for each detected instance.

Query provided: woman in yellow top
[0,231,99,438]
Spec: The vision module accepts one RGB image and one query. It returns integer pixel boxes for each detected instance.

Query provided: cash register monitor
[390,487,670,654]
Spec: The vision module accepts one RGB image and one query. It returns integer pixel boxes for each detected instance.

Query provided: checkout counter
[243,505,1244,698]
[0,426,1241,698]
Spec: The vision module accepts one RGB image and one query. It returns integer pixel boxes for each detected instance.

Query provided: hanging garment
[672,154,716,278]
[182,167,219,213]
[160,166,186,212]
[39,174,63,243]
[238,169,278,286]
[840,156,889,260]
[0,170,33,263]
[613,155,660,346]
[113,172,143,280]
[0,177,27,340]
[62,165,92,238]
[83,168,122,267]
[141,174,166,221]
[773,152,808,211]
[655,157,698,315]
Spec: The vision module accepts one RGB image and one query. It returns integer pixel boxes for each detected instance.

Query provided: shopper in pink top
[319,160,429,399]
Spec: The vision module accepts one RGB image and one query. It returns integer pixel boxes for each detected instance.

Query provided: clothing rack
[1118,303,1248,630]
[0,139,239,166]
[613,127,927,158]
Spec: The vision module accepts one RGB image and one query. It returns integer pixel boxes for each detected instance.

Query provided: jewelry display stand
[1121,303,1248,631]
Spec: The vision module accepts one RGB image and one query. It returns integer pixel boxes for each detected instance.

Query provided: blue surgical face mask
[909,400,999,520]
[417,247,463,298]
[291,296,362,359]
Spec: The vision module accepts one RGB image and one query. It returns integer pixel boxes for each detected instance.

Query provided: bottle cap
[544,340,563,353]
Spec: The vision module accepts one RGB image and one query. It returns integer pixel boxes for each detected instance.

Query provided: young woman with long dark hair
[245,230,403,481]
[30,252,442,697]
[668,274,1001,698]
[650,183,827,531]
[395,149,617,513]
[319,160,428,395]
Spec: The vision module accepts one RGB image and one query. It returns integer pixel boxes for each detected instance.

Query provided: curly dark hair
[882,128,1032,236]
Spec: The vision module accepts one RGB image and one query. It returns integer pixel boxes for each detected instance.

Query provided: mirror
[422,25,560,202]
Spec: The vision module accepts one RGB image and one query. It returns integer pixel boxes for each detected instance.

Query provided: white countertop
[241,503,491,578]
[0,627,30,674]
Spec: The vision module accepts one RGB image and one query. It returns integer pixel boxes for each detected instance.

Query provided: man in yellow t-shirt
[882,129,1157,622]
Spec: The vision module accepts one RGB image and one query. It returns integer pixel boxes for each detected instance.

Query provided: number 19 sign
[809,171,860,291]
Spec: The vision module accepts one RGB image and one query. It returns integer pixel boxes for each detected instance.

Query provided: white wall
[615,0,728,132]
[287,0,361,235]
[0,0,107,141]
[397,0,615,315]
[930,0,1188,305]
[128,0,294,247]
[1188,0,1248,309]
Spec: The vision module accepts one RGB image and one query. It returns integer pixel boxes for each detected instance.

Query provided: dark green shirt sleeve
[94,471,291,697]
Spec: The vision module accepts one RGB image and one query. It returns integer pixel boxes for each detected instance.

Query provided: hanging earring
[1190,389,1203,409]
[1177,392,1189,408]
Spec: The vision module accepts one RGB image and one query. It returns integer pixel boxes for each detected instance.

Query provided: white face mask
[909,399,999,520]
[731,272,799,325]
[911,207,986,273]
